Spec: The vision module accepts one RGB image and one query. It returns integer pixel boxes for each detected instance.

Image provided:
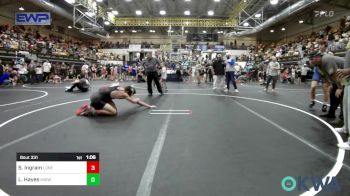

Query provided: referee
[142,52,163,96]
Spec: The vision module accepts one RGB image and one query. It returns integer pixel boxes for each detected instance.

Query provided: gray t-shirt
[345,50,350,69]
[267,61,280,76]
[142,57,160,73]
[321,54,345,75]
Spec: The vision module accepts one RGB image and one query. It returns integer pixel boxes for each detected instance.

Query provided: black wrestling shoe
[321,104,327,112]
[309,101,315,108]
[148,93,153,96]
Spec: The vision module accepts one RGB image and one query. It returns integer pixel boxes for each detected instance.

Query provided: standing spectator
[132,65,137,81]
[225,54,238,92]
[113,65,119,81]
[208,65,213,83]
[91,64,97,81]
[128,65,132,81]
[234,62,242,77]
[101,65,107,80]
[160,63,167,91]
[142,52,163,96]
[291,65,296,84]
[300,64,309,83]
[212,54,226,89]
[81,63,89,79]
[107,65,112,80]
[61,62,67,80]
[28,61,36,84]
[54,63,62,79]
[42,60,51,83]
[265,56,280,92]
[35,63,43,83]
[328,31,335,51]
[195,63,204,84]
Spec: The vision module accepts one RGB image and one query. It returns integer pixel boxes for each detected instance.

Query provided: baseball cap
[308,51,322,59]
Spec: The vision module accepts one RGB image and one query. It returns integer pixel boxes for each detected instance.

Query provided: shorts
[77,85,89,92]
[312,68,320,81]
[90,92,111,110]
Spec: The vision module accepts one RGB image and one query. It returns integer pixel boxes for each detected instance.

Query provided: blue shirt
[123,64,129,72]
[0,72,10,84]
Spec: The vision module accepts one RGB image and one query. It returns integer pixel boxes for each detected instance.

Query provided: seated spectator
[0,69,10,86]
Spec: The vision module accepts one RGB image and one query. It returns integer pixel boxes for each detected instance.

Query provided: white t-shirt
[301,66,309,76]
[161,67,167,79]
[82,64,89,72]
[35,67,43,74]
[234,65,241,75]
[43,62,51,73]
[291,68,296,77]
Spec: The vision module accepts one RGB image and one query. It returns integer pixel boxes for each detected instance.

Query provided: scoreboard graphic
[16,153,100,186]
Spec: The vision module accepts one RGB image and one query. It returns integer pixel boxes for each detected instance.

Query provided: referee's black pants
[147,71,162,95]
[328,83,344,118]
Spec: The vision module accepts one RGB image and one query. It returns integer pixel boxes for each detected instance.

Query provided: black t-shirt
[212,59,225,75]
[79,79,90,89]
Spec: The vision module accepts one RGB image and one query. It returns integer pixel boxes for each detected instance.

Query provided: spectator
[225,54,239,92]
[91,64,97,81]
[265,56,280,92]
[35,63,43,83]
[0,68,10,86]
[212,54,226,90]
[42,60,51,83]
[301,64,309,83]
[81,63,89,79]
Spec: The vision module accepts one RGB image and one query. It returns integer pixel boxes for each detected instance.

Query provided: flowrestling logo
[15,12,51,26]
[281,176,341,192]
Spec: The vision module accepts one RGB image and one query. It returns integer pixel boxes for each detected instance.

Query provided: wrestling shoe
[338,140,350,150]
[309,101,315,108]
[75,104,90,116]
[322,104,327,112]
[335,127,348,134]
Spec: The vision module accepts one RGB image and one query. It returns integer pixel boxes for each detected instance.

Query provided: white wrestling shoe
[338,140,350,150]
[335,127,348,134]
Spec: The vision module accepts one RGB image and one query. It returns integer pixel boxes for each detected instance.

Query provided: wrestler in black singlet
[90,86,120,109]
